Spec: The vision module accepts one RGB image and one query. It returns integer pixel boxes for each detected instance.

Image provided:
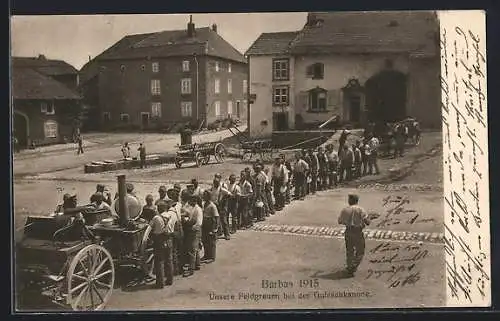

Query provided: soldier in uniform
[141,194,157,222]
[180,193,203,276]
[339,145,354,183]
[238,170,253,229]
[293,152,309,200]
[201,190,220,263]
[302,150,312,195]
[326,144,339,188]
[167,188,184,277]
[317,147,328,191]
[338,194,371,277]
[155,185,168,206]
[280,154,292,205]
[227,174,241,233]
[150,199,176,288]
[210,175,232,240]
[263,167,275,216]
[253,163,267,222]
[137,143,147,168]
[271,157,286,211]
[308,149,319,194]
[95,184,112,206]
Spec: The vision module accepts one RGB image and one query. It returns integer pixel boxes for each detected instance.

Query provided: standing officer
[337,194,371,277]
[201,190,220,263]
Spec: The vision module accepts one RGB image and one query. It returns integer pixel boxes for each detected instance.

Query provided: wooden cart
[16,208,154,311]
[174,142,226,168]
[240,139,277,162]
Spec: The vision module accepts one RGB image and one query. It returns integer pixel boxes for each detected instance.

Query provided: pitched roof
[12,56,78,76]
[11,66,81,100]
[245,31,300,56]
[290,11,439,56]
[93,27,246,63]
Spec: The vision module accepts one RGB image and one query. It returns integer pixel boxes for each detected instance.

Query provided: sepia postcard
[10,10,490,312]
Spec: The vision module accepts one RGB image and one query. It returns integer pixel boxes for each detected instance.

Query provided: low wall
[271,130,336,150]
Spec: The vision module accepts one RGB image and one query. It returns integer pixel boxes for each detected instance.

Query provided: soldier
[271,157,286,211]
[121,142,130,159]
[201,190,219,263]
[368,135,380,175]
[76,134,84,155]
[394,123,406,158]
[150,199,176,288]
[238,170,253,229]
[338,194,371,277]
[302,150,312,195]
[95,184,112,206]
[210,175,232,240]
[141,194,157,222]
[263,167,275,216]
[227,174,241,233]
[167,188,184,277]
[317,147,328,190]
[281,154,292,205]
[352,143,362,179]
[293,152,309,200]
[54,193,77,214]
[326,145,339,188]
[155,185,168,206]
[338,128,351,155]
[180,193,203,276]
[90,192,115,216]
[339,144,354,183]
[137,143,147,168]
[253,163,267,222]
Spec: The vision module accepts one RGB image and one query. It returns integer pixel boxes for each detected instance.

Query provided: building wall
[52,74,79,90]
[248,55,294,138]
[204,57,248,126]
[407,56,442,128]
[13,99,77,147]
[293,53,410,126]
[97,56,246,131]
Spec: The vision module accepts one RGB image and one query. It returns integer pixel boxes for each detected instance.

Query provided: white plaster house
[245,11,441,138]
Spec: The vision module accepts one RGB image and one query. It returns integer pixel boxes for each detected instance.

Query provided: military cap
[158,185,167,193]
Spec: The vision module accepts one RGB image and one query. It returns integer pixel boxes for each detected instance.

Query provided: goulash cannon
[16,175,154,311]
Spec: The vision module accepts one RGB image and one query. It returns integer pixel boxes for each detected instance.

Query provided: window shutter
[306,65,313,77]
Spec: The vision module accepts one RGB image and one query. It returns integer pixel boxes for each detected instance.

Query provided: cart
[240,139,277,162]
[16,207,154,311]
[174,142,226,168]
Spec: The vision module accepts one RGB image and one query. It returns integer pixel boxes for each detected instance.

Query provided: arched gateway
[365,69,407,124]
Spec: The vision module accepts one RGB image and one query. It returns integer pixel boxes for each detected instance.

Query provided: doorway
[365,70,407,123]
[141,112,150,129]
[273,112,289,131]
[349,96,361,123]
[14,111,29,149]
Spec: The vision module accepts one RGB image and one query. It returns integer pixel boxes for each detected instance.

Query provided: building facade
[246,11,441,138]
[11,56,81,148]
[79,17,248,131]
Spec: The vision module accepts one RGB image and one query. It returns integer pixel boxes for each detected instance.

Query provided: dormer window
[306,63,324,79]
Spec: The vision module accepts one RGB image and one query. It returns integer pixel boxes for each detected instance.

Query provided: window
[214,101,221,117]
[227,79,232,94]
[181,102,193,117]
[272,58,289,81]
[151,79,161,95]
[227,100,233,115]
[120,114,130,123]
[214,79,220,94]
[228,63,232,73]
[215,61,220,72]
[40,102,55,115]
[44,120,58,138]
[182,60,190,72]
[103,112,111,123]
[273,86,289,106]
[151,102,162,117]
[152,62,160,73]
[181,78,192,94]
[306,63,325,79]
[243,79,248,93]
[309,88,327,112]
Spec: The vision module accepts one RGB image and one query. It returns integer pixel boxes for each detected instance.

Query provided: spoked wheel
[174,156,183,168]
[67,244,115,311]
[214,143,226,163]
[202,155,210,165]
[195,152,204,167]
[139,225,155,280]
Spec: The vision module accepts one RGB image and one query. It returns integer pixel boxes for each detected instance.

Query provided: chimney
[88,55,91,62]
[306,13,318,26]
[187,14,195,38]
[38,54,46,60]
[211,23,217,33]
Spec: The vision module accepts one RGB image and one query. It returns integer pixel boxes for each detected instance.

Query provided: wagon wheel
[195,152,204,167]
[174,156,183,168]
[139,225,154,280]
[214,143,226,163]
[66,244,115,311]
[202,154,210,165]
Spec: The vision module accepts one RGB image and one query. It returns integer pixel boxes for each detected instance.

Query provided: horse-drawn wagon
[174,142,226,168]
[16,176,154,311]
